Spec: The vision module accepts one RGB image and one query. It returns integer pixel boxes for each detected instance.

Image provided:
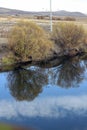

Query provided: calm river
[0,56,87,130]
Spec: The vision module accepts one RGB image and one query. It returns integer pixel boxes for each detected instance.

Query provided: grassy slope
[0,124,12,130]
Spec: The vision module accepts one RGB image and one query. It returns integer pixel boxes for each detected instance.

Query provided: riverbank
[0,37,86,71]
[0,20,87,72]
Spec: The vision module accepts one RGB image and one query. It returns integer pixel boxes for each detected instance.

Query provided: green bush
[8,21,53,62]
[51,23,86,51]
[2,55,15,65]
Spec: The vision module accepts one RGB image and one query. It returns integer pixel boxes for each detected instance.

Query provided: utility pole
[50,0,52,32]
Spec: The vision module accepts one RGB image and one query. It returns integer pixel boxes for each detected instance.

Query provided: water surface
[0,56,87,130]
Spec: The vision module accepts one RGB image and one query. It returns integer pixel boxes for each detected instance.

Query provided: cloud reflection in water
[0,95,87,120]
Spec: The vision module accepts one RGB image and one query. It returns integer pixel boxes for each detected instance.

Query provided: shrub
[64,17,76,21]
[8,21,53,62]
[51,23,86,51]
[37,16,44,19]
[52,17,62,20]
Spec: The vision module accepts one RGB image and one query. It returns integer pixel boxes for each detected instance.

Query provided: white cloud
[0,100,17,119]
[0,95,87,120]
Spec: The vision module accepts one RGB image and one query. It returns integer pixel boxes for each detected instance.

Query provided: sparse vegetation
[8,21,54,62]
[51,23,87,53]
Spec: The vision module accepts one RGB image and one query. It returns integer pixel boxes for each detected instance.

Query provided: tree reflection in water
[8,67,48,101]
[7,56,87,101]
[50,57,85,88]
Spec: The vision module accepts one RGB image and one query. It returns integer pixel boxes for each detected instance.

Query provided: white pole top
[50,0,52,32]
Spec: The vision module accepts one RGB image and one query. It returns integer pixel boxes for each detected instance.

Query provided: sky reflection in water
[0,57,87,130]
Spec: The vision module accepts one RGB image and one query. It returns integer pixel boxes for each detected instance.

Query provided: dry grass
[8,21,54,62]
[1,16,87,62]
[51,22,87,51]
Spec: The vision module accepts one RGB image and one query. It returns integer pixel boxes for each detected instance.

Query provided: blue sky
[0,0,87,13]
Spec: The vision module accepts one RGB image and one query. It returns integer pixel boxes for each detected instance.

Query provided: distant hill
[0,7,31,15]
[0,7,86,17]
[53,10,86,17]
